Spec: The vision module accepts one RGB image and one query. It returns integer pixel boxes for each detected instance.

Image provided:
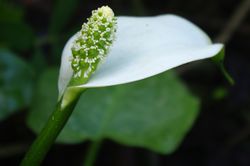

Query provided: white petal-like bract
[58,14,223,97]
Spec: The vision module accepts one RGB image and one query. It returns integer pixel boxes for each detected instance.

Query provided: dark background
[0,0,250,165]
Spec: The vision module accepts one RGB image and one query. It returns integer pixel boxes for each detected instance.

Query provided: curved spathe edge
[78,44,224,89]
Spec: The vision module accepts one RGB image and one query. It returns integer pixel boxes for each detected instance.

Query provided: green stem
[20,88,84,166]
[83,140,102,166]
[219,63,235,85]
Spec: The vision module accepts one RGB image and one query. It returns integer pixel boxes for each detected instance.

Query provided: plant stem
[83,140,102,166]
[20,88,84,166]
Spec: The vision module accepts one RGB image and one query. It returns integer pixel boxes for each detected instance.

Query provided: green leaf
[49,0,80,34]
[0,49,33,121]
[27,68,199,154]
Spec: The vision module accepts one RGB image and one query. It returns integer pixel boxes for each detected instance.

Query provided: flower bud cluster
[71,6,116,85]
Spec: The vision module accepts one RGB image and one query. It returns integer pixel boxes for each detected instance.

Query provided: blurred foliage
[27,68,199,154]
[0,22,35,51]
[0,0,82,121]
[0,1,35,51]
[212,86,228,100]
[49,0,81,63]
[0,49,33,120]
[49,0,80,34]
[0,1,23,22]
[30,47,47,74]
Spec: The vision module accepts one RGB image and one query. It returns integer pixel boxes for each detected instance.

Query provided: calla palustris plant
[21,6,224,166]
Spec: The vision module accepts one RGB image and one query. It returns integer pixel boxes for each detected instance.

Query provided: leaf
[59,14,223,98]
[28,68,199,154]
[0,49,33,121]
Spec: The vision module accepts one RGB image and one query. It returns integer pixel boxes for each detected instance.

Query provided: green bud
[70,6,117,86]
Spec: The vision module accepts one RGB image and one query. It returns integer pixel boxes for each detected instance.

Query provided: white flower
[58,14,223,98]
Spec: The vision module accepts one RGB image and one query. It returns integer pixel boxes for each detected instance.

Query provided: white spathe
[58,14,223,97]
